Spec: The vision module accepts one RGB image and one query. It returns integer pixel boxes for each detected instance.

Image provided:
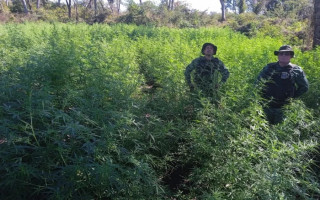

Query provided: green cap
[201,43,217,55]
[274,45,294,56]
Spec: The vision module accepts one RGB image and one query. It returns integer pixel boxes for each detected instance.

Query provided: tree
[94,0,97,16]
[263,0,312,19]
[26,0,32,11]
[252,0,266,14]
[21,0,29,14]
[265,0,276,10]
[314,0,320,47]
[116,0,120,14]
[160,0,174,10]
[220,0,226,21]
[66,0,71,18]
[108,0,114,12]
[226,0,237,13]
[73,0,79,21]
[239,0,247,13]
[168,0,174,10]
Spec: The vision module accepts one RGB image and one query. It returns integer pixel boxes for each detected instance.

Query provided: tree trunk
[66,0,71,18]
[231,0,237,13]
[252,0,257,13]
[87,0,92,8]
[238,0,246,14]
[168,0,174,10]
[99,0,105,11]
[107,0,113,12]
[26,0,32,11]
[37,0,40,8]
[116,0,120,14]
[253,0,265,14]
[220,0,226,21]
[314,0,320,47]
[73,0,78,22]
[94,0,97,16]
[21,0,29,14]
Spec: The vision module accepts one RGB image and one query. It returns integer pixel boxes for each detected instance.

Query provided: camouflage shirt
[256,62,309,107]
[184,56,230,88]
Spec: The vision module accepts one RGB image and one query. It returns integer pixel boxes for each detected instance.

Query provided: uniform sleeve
[294,69,309,98]
[256,65,270,82]
[184,59,197,86]
[217,60,230,83]
[255,65,271,85]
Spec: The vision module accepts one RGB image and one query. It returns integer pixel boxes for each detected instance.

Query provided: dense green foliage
[0,23,319,199]
[0,0,314,49]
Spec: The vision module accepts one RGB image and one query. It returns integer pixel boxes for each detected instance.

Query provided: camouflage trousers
[263,107,284,125]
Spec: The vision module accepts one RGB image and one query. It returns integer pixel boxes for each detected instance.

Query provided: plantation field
[0,22,320,199]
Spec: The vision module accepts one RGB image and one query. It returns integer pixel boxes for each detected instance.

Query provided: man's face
[203,45,215,56]
[278,52,292,64]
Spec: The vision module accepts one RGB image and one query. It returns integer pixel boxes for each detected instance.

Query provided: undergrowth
[0,22,319,199]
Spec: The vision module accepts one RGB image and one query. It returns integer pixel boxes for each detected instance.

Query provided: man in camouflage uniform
[256,45,309,124]
[184,43,230,97]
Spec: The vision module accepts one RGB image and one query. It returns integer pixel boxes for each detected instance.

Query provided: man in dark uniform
[184,43,230,98]
[256,45,309,124]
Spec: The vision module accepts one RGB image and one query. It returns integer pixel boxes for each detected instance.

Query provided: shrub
[0,23,319,199]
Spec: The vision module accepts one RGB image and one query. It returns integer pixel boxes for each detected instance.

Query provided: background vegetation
[0,22,319,199]
[0,0,319,199]
[0,0,316,49]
